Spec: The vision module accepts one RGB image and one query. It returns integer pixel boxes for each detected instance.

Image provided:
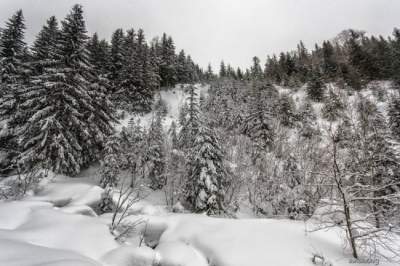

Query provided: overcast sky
[1,0,399,70]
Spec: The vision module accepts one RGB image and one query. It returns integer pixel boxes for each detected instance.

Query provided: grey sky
[1,0,399,70]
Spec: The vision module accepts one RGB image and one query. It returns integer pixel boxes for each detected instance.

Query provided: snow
[117,84,210,132]
[101,246,159,266]
[26,175,104,207]
[132,213,397,266]
[0,239,100,266]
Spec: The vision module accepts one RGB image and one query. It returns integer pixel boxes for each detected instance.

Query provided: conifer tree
[185,122,227,214]
[250,56,263,80]
[31,16,59,65]
[109,28,125,93]
[277,94,296,127]
[146,113,166,189]
[159,33,177,87]
[17,5,114,174]
[388,95,400,141]
[219,61,227,78]
[322,89,344,121]
[179,85,200,150]
[298,100,318,138]
[306,71,324,102]
[87,33,111,77]
[100,134,123,188]
[243,84,275,158]
[0,10,27,170]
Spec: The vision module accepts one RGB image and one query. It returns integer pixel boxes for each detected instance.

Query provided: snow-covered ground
[0,174,397,266]
[1,83,399,266]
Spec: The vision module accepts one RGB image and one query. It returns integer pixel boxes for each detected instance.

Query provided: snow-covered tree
[109,28,125,94]
[179,85,200,150]
[388,95,400,141]
[17,5,114,174]
[307,72,324,102]
[297,99,318,138]
[276,93,296,127]
[242,84,275,158]
[0,9,27,171]
[322,89,344,121]
[100,134,123,188]
[146,113,166,189]
[185,123,227,214]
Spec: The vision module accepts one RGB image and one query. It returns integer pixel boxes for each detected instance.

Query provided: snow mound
[134,214,397,266]
[0,207,118,260]
[101,246,159,266]
[27,176,103,207]
[0,238,100,266]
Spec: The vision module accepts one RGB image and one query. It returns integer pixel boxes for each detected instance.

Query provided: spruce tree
[159,33,177,87]
[242,84,275,158]
[87,33,111,77]
[185,123,227,214]
[297,100,318,138]
[0,10,27,170]
[250,56,263,80]
[178,85,200,150]
[100,134,123,188]
[18,5,114,174]
[31,16,59,65]
[388,95,400,141]
[277,93,296,127]
[146,113,166,189]
[109,29,125,94]
[306,71,324,102]
[322,89,344,121]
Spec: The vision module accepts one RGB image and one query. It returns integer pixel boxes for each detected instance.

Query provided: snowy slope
[116,84,209,132]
